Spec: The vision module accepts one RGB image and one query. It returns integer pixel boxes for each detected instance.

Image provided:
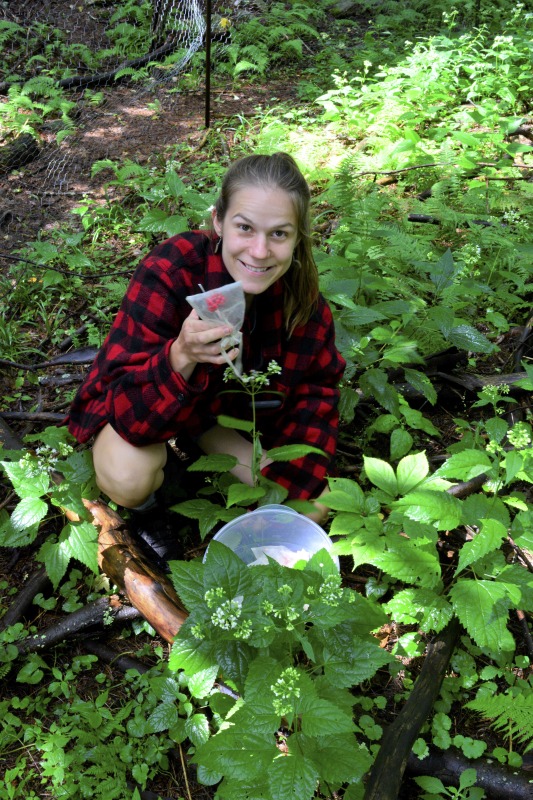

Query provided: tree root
[364,619,460,800]
[406,747,533,800]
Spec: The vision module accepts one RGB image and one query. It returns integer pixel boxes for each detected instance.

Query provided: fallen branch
[406,747,532,800]
[82,638,151,675]
[0,565,51,631]
[364,619,460,800]
[17,596,141,654]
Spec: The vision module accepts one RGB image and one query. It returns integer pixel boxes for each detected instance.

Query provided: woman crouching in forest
[67,152,346,565]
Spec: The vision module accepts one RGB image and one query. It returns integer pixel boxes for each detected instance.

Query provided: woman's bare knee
[93,425,166,507]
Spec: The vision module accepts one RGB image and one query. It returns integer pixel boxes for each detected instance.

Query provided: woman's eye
[239,224,252,232]
[273,230,287,239]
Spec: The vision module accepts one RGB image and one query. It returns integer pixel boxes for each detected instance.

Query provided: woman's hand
[170,309,239,381]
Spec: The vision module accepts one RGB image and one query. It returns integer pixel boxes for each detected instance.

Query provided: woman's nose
[249,235,269,259]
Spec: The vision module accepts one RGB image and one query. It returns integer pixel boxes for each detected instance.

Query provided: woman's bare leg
[92,424,167,508]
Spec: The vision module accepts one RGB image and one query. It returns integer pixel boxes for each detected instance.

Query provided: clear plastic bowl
[209,504,339,569]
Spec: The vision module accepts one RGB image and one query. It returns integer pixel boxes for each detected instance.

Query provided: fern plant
[466,689,533,753]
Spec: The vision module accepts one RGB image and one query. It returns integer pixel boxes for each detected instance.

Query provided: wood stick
[364,619,460,800]
[85,499,188,642]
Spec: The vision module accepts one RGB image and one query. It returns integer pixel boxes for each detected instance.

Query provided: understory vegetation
[0,0,532,798]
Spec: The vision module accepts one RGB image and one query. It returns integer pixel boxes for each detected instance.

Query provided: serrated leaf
[185,713,211,746]
[372,540,441,588]
[403,368,438,405]
[298,695,354,736]
[188,666,218,699]
[60,521,99,574]
[393,489,462,530]
[309,734,372,784]
[195,729,277,781]
[456,518,507,575]
[37,538,71,589]
[204,540,253,599]
[217,414,255,433]
[363,456,398,496]
[448,324,495,354]
[187,454,238,472]
[11,495,48,533]
[267,444,325,462]
[449,580,517,653]
[434,449,492,481]
[169,560,205,610]
[269,750,318,800]
[227,484,265,508]
[2,460,50,497]
[396,451,429,495]
[323,638,393,688]
[147,702,178,732]
[169,637,218,674]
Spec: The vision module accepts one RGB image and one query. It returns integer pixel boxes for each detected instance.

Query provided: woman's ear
[212,208,222,237]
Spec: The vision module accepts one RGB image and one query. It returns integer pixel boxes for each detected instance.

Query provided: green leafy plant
[168,541,391,799]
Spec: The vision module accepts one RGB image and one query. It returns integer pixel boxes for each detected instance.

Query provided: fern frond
[466,691,533,752]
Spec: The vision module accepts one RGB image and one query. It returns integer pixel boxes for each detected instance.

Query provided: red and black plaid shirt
[67,232,345,500]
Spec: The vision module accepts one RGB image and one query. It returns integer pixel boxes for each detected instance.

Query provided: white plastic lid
[209,504,339,569]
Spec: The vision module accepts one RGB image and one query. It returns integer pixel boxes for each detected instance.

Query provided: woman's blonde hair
[214,152,319,335]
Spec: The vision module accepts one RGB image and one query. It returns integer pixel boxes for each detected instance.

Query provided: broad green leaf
[2,459,50,498]
[269,750,318,800]
[396,451,429,495]
[403,368,438,405]
[195,729,277,781]
[323,490,365,513]
[456,519,508,575]
[218,414,255,433]
[37,538,71,589]
[448,324,495,354]
[204,540,253,600]
[504,450,524,485]
[169,637,218,674]
[393,489,462,530]
[267,444,325,462]
[187,454,238,472]
[169,560,205,610]
[363,456,398,496]
[434,449,492,480]
[384,588,453,632]
[390,427,413,461]
[298,695,354,736]
[323,638,393,688]
[372,540,441,589]
[399,403,440,436]
[227,484,265,508]
[8,496,48,541]
[147,702,179,732]
[185,713,211,746]
[415,776,447,794]
[449,580,516,653]
[429,248,456,293]
[60,521,99,575]
[188,666,219,699]
[308,734,372,784]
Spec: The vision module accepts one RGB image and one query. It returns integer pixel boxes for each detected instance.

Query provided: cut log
[85,499,188,642]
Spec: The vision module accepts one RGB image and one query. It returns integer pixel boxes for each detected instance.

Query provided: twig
[0,411,65,422]
[0,566,51,631]
[179,742,193,800]
[82,639,151,674]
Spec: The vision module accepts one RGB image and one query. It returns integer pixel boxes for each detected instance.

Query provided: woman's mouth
[239,261,272,274]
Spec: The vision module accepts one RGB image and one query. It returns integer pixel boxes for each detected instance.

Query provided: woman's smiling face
[212,185,298,302]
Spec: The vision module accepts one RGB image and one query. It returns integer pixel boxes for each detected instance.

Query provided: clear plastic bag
[186,282,245,377]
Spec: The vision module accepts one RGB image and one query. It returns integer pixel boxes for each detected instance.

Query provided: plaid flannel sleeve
[260,299,345,500]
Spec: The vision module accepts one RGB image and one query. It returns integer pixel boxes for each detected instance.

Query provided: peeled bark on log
[364,619,460,800]
[406,747,532,800]
[0,133,39,173]
[85,499,188,642]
